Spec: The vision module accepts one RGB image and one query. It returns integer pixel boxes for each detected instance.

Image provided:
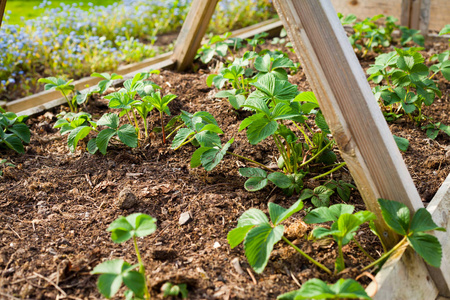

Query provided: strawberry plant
[38,77,77,112]
[363,199,445,271]
[368,47,442,125]
[91,72,124,95]
[277,278,371,300]
[227,199,332,275]
[305,204,376,273]
[143,91,177,143]
[91,213,156,299]
[0,108,30,154]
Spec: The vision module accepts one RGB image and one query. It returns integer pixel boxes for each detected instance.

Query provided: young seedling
[91,213,156,299]
[277,278,371,300]
[0,108,30,154]
[38,77,76,112]
[91,72,124,94]
[305,204,376,273]
[299,186,335,208]
[0,159,15,177]
[161,282,188,299]
[228,200,332,275]
[143,91,177,143]
[363,199,445,271]
[421,122,450,140]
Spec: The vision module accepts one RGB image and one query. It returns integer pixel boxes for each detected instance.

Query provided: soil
[0,37,449,300]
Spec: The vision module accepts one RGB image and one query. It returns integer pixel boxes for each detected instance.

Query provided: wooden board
[8,52,175,116]
[0,0,6,28]
[272,0,423,248]
[172,0,219,71]
[330,0,448,31]
[426,173,450,297]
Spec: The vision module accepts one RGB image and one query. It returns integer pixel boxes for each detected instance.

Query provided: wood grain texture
[330,0,403,21]
[365,248,439,299]
[0,0,6,28]
[426,174,450,297]
[172,0,219,71]
[409,0,430,35]
[272,0,424,249]
[429,0,450,32]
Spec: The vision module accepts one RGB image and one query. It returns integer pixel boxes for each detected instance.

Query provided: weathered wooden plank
[429,0,450,33]
[330,0,403,21]
[0,0,7,28]
[365,248,439,299]
[409,0,430,35]
[172,0,219,71]
[228,19,283,40]
[8,52,175,115]
[401,0,412,27]
[272,0,423,248]
[426,174,450,297]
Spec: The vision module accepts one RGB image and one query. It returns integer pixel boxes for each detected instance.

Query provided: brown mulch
[0,38,449,300]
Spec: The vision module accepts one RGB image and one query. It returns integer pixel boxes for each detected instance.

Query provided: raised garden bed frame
[1,0,450,298]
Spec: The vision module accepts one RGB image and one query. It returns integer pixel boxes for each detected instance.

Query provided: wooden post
[172,0,219,71]
[0,0,7,28]
[272,0,449,294]
[271,0,424,248]
[401,0,430,36]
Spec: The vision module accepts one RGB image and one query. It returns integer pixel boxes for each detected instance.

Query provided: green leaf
[67,126,92,153]
[96,128,117,155]
[247,118,278,145]
[393,135,409,152]
[3,135,24,153]
[237,208,269,227]
[255,54,271,73]
[299,189,314,201]
[267,172,292,189]
[9,123,30,143]
[337,213,362,245]
[305,204,355,224]
[408,232,443,267]
[117,124,138,148]
[228,225,255,249]
[239,168,267,178]
[195,131,221,147]
[87,138,98,154]
[97,274,123,299]
[122,271,145,298]
[171,128,195,149]
[190,147,212,168]
[125,213,157,237]
[410,208,445,233]
[107,217,134,243]
[378,198,410,236]
[245,177,269,191]
[244,223,284,273]
[311,186,334,208]
[97,113,120,130]
[269,199,303,226]
[206,74,217,87]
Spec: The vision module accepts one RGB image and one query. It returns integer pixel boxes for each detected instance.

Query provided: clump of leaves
[91,72,124,95]
[143,91,177,143]
[421,122,450,140]
[196,32,245,65]
[0,159,15,177]
[228,199,332,275]
[38,77,77,112]
[54,112,137,154]
[305,204,376,273]
[0,108,30,154]
[368,48,442,125]
[161,282,188,299]
[91,213,156,299]
[277,278,371,300]
[299,186,335,208]
[363,199,445,271]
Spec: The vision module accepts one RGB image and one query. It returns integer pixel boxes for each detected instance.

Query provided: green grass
[5,0,120,25]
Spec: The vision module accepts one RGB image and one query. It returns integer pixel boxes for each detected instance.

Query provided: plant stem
[299,140,333,168]
[352,237,375,262]
[226,151,274,173]
[273,134,291,173]
[166,124,185,139]
[61,90,74,112]
[336,240,344,275]
[293,121,313,148]
[131,109,140,140]
[133,236,150,299]
[174,136,196,151]
[362,236,408,271]
[160,111,166,144]
[282,236,332,275]
[312,162,346,180]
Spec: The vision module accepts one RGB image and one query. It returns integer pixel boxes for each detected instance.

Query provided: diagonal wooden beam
[272,0,423,248]
[272,0,449,295]
[0,0,7,28]
[172,0,219,71]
